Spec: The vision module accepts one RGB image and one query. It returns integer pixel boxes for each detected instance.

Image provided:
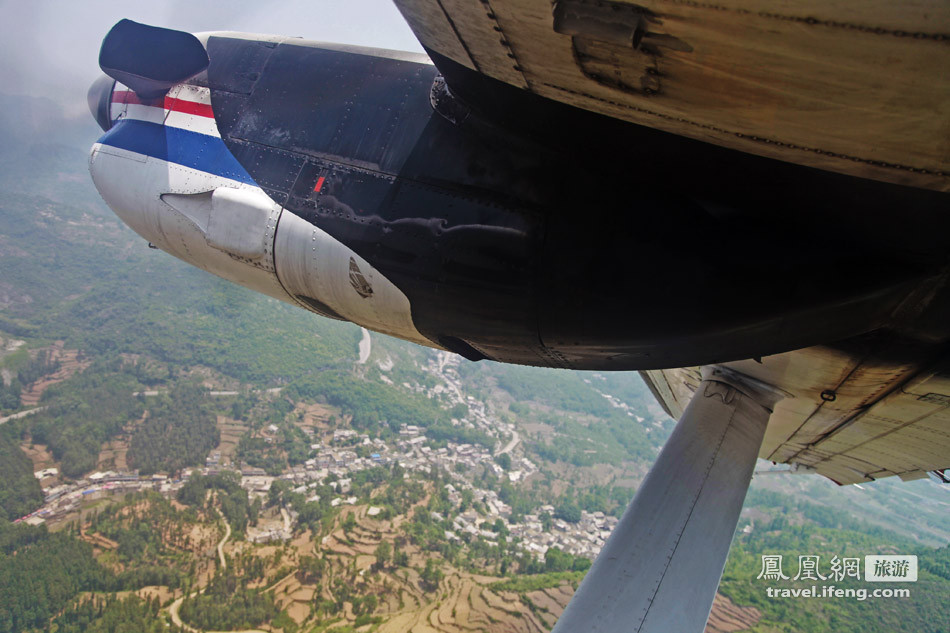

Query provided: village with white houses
[21,420,617,563]
[17,350,623,565]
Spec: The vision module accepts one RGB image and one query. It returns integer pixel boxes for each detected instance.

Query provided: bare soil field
[215,415,250,465]
[704,594,762,633]
[75,478,757,633]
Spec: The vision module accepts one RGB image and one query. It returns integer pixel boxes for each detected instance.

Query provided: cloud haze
[0,0,424,116]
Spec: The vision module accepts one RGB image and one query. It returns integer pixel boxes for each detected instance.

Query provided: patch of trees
[236,434,287,476]
[420,559,443,592]
[493,365,616,417]
[371,468,426,517]
[235,414,313,475]
[554,501,582,524]
[490,570,585,593]
[128,382,219,475]
[15,349,61,389]
[406,507,458,560]
[528,409,653,467]
[178,568,280,631]
[0,433,43,520]
[533,546,591,574]
[487,476,537,521]
[88,493,196,586]
[48,265,360,386]
[352,599,380,623]
[51,594,178,633]
[289,369,495,448]
[26,358,143,477]
[297,554,326,583]
[285,370,447,436]
[177,472,259,532]
[573,484,634,518]
[921,545,950,582]
[265,478,331,533]
[426,422,493,449]
[0,379,20,412]
[744,487,903,538]
[0,523,110,633]
[116,565,182,590]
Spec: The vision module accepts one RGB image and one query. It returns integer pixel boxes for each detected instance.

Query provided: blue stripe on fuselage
[97,119,256,185]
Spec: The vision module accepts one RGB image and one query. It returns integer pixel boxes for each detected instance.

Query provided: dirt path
[168,592,270,633]
[134,388,282,397]
[0,406,46,425]
[280,507,291,532]
[216,509,231,570]
[165,508,266,633]
[496,429,520,456]
[167,593,194,631]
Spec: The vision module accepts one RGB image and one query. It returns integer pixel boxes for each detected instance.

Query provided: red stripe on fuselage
[112,91,214,118]
[164,96,214,118]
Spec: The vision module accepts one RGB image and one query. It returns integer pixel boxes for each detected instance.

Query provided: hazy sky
[0,0,424,116]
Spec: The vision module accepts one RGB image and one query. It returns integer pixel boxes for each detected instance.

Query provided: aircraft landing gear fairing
[553,366,784,633]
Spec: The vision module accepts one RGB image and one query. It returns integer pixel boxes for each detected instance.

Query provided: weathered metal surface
[395,0,950,191]
[643,348,950,485]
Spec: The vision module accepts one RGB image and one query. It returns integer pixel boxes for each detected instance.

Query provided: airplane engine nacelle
[89,139,292,305]
[273,212,433,347]
[89,117,426,345]
[159,187,424,344]
[162,188,278,264]
[87,55,427,348]
[88,22,950,371]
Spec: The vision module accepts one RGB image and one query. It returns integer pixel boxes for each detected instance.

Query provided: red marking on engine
[314,176,326,193]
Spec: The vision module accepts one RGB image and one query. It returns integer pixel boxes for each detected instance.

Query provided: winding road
[166,508,268,633]
[280,506,291,532]
[168,592,268,633]
[358,327,371,364]
[216,509,231,570]
[0,406,47,425]
[497,430,521,456]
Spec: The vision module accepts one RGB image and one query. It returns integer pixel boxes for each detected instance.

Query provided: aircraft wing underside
[642,345,950,485]
[393,0,950,193]
[391,0,950,486]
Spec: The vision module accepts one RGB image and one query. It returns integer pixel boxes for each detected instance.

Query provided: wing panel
[395,0,950,191]
[433,0,530,89]
[641,345,950,485]
[392,0,475,71]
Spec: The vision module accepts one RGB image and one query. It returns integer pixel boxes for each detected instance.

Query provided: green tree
[0,433,43,520]
[374,541,392,569]
[128,382,219,475]
[420,559,443,592]
[555,501,581,523]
